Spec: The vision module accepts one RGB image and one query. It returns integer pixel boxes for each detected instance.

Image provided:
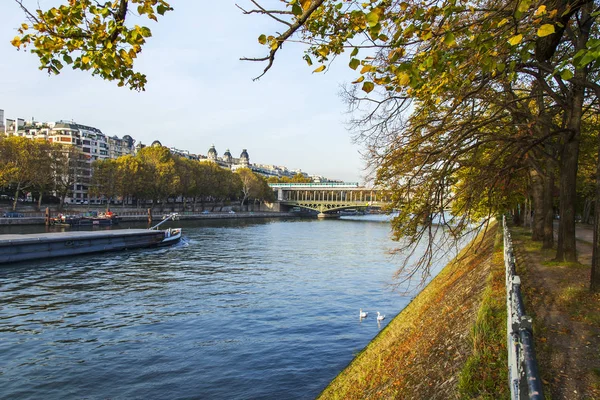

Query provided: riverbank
[0,211,301,225]
[319,222,508,399]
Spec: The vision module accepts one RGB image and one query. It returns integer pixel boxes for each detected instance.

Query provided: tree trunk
[591,132,600,292]
[59,193,66,211]
[530,169,544,240]
[523,199,531,228]
[13,183,21,211]
[543,157,555,249]
[37,192,43,211]
[583,198,593,225]
[513,206,521,225]
[555,89,584,262]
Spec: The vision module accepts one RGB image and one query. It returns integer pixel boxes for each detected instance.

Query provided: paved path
[575,223,594,243]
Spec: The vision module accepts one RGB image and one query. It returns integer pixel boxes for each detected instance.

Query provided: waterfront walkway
[511,224,600,399]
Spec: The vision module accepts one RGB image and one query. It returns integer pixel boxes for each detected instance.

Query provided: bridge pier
[317,212,340,219]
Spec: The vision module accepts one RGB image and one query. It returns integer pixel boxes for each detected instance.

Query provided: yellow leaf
[11,36,21,47]
[534,5,546,16]
[313,65,326,73]
[82,55,90,64]
[300,0,311,11]
[21,23,29,30]
[360,64,374,74]
[498,18,509,27]
[396,72,410,86]
[352,76,365,84]
[508,34,523,46]
[537,24,555,37]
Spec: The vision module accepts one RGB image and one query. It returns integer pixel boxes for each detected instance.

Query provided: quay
[0,229,167,264]
[0,211,299,226]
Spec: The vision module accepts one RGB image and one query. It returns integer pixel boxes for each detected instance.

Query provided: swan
[359,309,368,318]
[377,311,385,321]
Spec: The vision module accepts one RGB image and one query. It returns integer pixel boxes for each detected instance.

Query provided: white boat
[159,228,182,246]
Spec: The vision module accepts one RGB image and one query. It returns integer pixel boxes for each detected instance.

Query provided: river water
[0,216,457,399]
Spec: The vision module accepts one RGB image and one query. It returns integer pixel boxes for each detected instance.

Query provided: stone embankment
[0,210,300,225]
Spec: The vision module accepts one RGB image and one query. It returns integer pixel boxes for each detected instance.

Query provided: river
[0,216,458,399]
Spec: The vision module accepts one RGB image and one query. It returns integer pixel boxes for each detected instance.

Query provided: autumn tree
[52,146,89,210]
[0,136,47,210]
[236,168,262,209]
[114,155,142,207]
[90,158,119,210]
[135,146,179,210]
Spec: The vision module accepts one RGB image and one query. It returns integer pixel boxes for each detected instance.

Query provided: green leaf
[351,47,359,57]
[292,3,302,16]
[258,34,267,45]
[443,32,455,46]
[508,34,523,46]
[303,54,313,66]
[537,24,555,37]
[157,4,170,16]
[517,0,532,13]
[349,58,360,70]
[362,81,374,93]
[560,69,573,80]
[63,54,73,64]
[365,11,380,27]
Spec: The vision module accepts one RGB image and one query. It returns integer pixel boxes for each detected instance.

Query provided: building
[1,113,136,205]
[1,108,338,204]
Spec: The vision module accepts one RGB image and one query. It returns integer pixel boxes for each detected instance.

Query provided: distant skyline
[0,1,369,183]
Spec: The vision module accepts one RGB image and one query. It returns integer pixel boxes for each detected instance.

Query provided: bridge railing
[503,216,544,400]
[268,182,360,188]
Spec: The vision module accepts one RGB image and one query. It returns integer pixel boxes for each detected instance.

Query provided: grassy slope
[319,222,508,399]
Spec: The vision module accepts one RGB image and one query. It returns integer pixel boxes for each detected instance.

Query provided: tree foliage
[12,0,172,90]
[13,0,600,289]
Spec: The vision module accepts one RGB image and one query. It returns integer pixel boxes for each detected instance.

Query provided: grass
[457,231,509,400]
[557,286,600,325]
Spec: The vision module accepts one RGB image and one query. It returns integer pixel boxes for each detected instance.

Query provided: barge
[0,228,181,264]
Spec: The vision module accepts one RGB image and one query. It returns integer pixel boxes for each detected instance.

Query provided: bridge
[269,182,392,217]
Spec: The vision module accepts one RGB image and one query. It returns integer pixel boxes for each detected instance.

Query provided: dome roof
[208,145,217,155]
[223,148,232,157]
[122,135,134,146]
[151,140,162,147]
[240,149,249,159]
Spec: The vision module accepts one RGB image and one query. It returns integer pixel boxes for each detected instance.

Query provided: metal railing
[503,216,544,399]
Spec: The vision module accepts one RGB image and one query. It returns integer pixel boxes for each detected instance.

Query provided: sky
[0,0,370,183]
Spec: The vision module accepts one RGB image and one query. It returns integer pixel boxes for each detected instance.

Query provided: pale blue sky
[0,1,367,182]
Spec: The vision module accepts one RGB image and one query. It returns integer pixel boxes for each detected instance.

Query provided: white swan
[359,309,368,318]
[377,311,385,321]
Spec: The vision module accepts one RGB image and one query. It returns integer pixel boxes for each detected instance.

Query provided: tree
[115,154,143,208]
[236,168,261,210]
[13,0,600,288]
[31,140,55,211]
[135,146,179,210]
[173,157,197,211]
[90,158,119,210]
[0,136,40,210]
[52,146,89,210]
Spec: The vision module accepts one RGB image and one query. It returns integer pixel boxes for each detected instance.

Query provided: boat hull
[0,229,167,264]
